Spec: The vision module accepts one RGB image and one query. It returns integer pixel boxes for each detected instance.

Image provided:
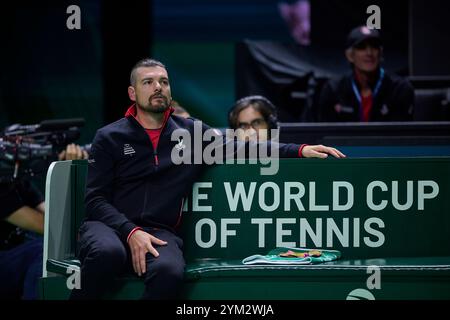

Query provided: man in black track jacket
[70,58,345,300]
[318,26,414,122]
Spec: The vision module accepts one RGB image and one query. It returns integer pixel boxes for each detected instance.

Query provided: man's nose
[154,81,162,91]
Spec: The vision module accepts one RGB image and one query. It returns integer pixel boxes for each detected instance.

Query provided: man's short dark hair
[130,58,166,86]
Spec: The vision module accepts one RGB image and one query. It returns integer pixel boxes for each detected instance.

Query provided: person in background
[0,143,88,299]
[171,100,191,119]
[58,143,89,161]
[228,95,279,142]
[318,26,414,122]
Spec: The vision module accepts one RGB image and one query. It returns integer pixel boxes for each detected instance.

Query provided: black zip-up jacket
[85,107,302,242]
[318,70,414,122]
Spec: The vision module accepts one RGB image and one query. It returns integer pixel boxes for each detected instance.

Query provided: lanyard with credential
[351,68,385,121]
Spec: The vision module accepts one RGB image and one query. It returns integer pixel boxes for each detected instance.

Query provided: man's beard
[137,94,170,113]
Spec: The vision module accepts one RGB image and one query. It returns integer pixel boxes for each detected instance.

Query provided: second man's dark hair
[228,95,279,130]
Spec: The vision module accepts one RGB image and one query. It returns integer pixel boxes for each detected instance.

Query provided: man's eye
[161,80,169,86]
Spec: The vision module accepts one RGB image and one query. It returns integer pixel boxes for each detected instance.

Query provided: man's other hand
[128,230,167,276]
[302,145,346,159]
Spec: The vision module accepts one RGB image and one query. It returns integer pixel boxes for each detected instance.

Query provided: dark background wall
[410,0,450,76]
[0,0,448,140]
[102,1,152,124]
[0,0,104,144]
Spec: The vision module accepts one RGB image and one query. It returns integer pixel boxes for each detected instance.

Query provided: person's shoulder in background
[384,71,414,94]
[324,72,354,93]
[318,72,354,121]
[382,71,414,120]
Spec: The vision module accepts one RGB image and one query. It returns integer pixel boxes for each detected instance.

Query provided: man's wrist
[127,227,143,243]
[298,144,308,158]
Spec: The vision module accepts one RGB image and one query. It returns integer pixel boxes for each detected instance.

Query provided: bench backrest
[44,157,450,271]
[179,158,450,262]
[43,160,87,277]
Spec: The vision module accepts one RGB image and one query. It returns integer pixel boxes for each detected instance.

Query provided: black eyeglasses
[237,118,267,130]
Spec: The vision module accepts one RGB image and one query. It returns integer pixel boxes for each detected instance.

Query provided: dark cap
[346,25,382,49]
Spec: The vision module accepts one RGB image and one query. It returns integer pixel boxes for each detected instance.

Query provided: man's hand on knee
[128,230,167,276]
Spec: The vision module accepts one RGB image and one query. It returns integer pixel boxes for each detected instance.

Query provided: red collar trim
[124,104,137,118]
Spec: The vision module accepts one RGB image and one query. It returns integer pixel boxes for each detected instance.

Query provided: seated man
[318,26,414,122]
[0,143,88,300]
[70,58,346,300]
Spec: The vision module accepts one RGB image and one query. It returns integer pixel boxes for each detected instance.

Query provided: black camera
[0,118,88,183]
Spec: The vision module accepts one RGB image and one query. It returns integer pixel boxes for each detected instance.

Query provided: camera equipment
[0,118,87,183]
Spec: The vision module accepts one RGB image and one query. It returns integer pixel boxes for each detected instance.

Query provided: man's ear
[128,86,136,102]
[345,48,354,64]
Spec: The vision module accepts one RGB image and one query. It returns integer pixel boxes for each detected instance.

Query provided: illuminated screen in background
[152,0,409,126]
[0,1,446,130]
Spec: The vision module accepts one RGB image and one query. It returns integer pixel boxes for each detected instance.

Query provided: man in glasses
[228,95,279,142]
[318,26,414,122]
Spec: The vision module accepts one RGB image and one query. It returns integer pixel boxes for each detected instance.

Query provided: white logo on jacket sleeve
[123,144,136,155]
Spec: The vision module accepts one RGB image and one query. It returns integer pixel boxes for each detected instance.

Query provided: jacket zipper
[154,149,159,166]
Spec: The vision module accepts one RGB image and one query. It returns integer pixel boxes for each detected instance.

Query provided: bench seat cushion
[43,256,450,299]
[185,256,450,277]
